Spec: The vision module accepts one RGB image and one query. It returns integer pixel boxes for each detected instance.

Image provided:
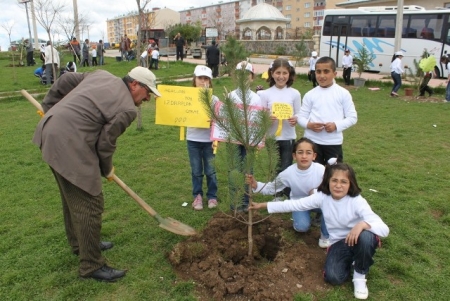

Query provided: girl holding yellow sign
[257,58,301,198]
[188,66,219,211]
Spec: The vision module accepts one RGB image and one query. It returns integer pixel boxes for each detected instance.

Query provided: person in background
[149,47,159,70]
[418,71,434,98]
[25,39,35,66]
[206,40,220,78]
[97,40,104,66]
[34,64,45,78]
[441,55,450,102]
[44,40,60,85]
[390,51,404,97]
[308,51,320,87]
[91,46,97,66]
[189,65,218,211]
[250,162,389,300]
[69,37,81,64]
[342,49,353,85]
[40,43,46,63]
[81,39,90,67]
[173,32,185,61]
[140,49,148,68]
[32,67,161,282]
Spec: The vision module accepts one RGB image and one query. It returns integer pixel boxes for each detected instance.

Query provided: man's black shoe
[81,265,126,282]
[73,241,114,255]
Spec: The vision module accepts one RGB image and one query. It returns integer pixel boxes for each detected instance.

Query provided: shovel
[21,89,45,116]
[22,89,197,236]
[112,174,196,236]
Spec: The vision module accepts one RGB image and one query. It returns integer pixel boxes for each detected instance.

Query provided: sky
[0,0,212,51]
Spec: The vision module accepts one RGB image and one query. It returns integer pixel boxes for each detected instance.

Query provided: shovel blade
[158,217,197,236]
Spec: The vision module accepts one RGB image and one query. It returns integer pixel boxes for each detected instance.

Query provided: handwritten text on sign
[271,103,293,119]
[155,85,211,128]
[210,101,266,147]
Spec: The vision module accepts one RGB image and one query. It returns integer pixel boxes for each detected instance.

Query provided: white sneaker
[352,278,368,299]
[208,199,218,209]
[192,194,203,210]
[318,238,331,248]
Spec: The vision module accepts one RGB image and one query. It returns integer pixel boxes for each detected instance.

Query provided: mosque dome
[237,3,290,23]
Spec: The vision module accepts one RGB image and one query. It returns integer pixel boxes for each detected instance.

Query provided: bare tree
[1,20,17,82]
[34,0,65,81]
[134,0,152,130]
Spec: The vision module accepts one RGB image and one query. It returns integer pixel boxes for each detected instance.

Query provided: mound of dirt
[169,212,331,300]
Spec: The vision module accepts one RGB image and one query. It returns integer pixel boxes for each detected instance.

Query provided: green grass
[1,50,450,300]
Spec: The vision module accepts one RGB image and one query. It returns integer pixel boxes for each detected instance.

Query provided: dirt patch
[399,95,446,103]
[169,212,331,300]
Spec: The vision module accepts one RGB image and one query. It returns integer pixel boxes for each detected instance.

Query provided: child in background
[189,65,218,210]
[246,138,329,248]
[140,49,148,68]
[418,71,433,97]
[150,47,159,70]
[390,51,404,97]
[91,46,97,66]
[257,58,301,198]
[227,61,262,211]
[250,162,389,300]
[308,51,320,87]
[298,56,357,165]
[441,55,450,102]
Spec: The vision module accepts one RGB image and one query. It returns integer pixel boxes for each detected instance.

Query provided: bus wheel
[434,66,440,79]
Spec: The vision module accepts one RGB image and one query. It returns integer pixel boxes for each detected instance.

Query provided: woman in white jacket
[390,51,404,97]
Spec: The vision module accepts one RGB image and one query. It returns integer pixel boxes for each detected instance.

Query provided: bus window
[323,16,332,36]
[351,16,377,37]
[378,15,396,37]
[410,14,443,40]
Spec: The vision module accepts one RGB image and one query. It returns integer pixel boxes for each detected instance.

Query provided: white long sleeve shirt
[297,83,357,145]
[309,57,319,71]
[268,192,390,245]
[342,54,353,68]
[254,162,324,199]
[186,95,219,142]
[44,45,60,66]
[390,58,404,74]
[257,85,301,140]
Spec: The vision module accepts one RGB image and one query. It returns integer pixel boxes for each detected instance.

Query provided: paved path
[104,50,446,88]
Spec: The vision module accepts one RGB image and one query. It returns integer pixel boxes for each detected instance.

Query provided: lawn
[0,50,449,300]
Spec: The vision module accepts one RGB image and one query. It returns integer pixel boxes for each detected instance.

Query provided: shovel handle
[21,89,44,112]
[112,174,158,217]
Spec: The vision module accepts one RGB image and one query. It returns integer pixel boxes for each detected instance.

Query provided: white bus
[320,6,450,77]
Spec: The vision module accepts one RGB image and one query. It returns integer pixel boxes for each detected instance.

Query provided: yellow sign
[272,103,293,119]
[155,85,211,128]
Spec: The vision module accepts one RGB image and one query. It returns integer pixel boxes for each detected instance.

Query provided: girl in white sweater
[250,162,389,300]
[246,137,329,248]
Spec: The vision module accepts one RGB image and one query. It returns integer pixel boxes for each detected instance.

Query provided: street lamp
[18,0,33,47]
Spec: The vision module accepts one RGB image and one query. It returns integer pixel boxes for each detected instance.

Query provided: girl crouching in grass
[249,161,389,300]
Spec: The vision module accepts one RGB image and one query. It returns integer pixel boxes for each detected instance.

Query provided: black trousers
[26,51,34,66]
[50,168,105,276]
[314,144,343,166]
[343,67,352,85]
[208,63,219,78]
[419,76,433,96]
[310,70,318,87]
[176,46,184,61]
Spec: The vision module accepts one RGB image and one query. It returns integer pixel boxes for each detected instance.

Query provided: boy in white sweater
[297,56,357,165]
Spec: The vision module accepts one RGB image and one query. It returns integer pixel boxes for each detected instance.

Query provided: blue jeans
[324,230,379,285]
[187,140,217,200]
[292,208,329,238]
[228,145,250,207]
[391,72,402,93]
[446,82,450,101]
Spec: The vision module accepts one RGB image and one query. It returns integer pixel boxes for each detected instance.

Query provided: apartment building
[106,8,179,44]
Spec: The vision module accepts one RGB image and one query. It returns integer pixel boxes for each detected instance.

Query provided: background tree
[293,38,309,67]
[134,0,152,130]
[167,23,202,45]
[199,68,277,257]
[219,36,249,78]
[34,0,65,82]
[1,20,17,83]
